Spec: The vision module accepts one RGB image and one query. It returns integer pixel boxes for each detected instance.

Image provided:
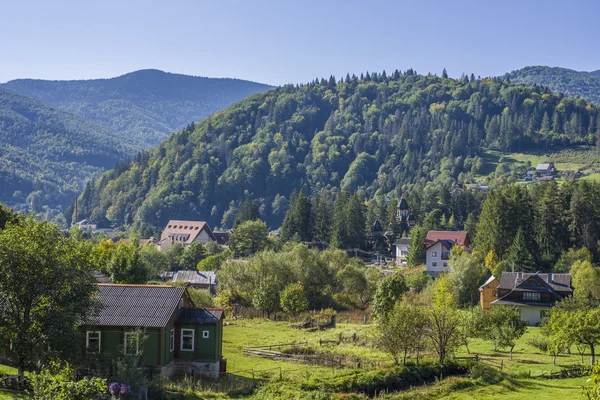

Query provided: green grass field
[0,319,593,399]
[476,147,600,183]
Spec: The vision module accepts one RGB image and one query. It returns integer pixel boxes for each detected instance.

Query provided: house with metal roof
[536,163,555,177]
[392,237,411,266]
[489,272,572,325]
[80,284,225,379]
[172,271,218,293]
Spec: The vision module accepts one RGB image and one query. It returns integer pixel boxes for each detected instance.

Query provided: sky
[1,0,599,86]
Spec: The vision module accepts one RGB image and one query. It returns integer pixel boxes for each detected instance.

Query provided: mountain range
[507,66,600,104]
[3,69,273,147]
[0,70,272,216]
[73,71,600,235]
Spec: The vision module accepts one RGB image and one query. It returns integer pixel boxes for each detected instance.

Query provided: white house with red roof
[425,231,471,277]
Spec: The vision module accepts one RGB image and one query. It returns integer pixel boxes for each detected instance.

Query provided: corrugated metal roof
[172,271,217,285]
[88,284,186,328]
[177,308,224,324]
[393,237,412,246]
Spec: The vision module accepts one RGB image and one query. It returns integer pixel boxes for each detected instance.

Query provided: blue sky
[1,0,599,85]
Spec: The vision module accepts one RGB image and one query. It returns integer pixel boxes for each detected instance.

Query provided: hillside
[76,71,600,233]
[507,66,600,104]
[3,69,273,147]
[0,86,134,216]
[588,70,600,78]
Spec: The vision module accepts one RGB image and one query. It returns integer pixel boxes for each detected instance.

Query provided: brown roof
[425,231,470,246]
[160,220,216,245]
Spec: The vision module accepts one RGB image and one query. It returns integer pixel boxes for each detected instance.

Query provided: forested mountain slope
[77,71,600,234]
[507,66,600,104]
[0,86,134,216]
[3,69,273,147]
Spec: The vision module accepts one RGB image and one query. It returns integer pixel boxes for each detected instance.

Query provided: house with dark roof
[489,272,573,325]
[424,231,470,277]
[80,284,225,379]
[159,220,217,251]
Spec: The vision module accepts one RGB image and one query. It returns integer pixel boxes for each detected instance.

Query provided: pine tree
[407,226,426,267]
[442,68,449,79]
[505,227,535,271]
[331,189,350,248]
[234,198,260,226]
[344,194,367,249]
[312,192,333,244]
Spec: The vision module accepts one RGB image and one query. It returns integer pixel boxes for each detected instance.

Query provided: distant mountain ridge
[3,69,273,147]
[0,86,134,215]
[506,66,600,104]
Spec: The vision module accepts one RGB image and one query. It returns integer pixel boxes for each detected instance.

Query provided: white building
[424,231,470,277]
[393,237,411,266]
[159,220,217,251]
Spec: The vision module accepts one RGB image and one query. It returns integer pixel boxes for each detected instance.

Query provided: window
[170,329,175,352]
[522,292,541,302]
[86,331,101,353]
[443,252,450,258]
[443,263,448,268]
[124,332,139,356]
[540,309,549,320]
[432,262,438,267]
[492,290,498,297]
[432,252,438,257]
[181,329,194,351]
[400,250,408,256]
[202,330,210,339]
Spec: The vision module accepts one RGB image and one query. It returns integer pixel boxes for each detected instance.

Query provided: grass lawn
[220,319,591,399]
[476,147,600,183]
[0,365,26,400]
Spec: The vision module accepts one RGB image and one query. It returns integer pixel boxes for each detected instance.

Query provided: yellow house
[479,275,499,311]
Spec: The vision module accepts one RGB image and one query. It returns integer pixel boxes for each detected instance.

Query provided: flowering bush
[108,381,131,399]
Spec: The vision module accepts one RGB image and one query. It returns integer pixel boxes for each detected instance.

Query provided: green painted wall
[79,319,223,366]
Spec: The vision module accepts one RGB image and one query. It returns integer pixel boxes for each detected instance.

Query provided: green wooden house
[80,284,225,379]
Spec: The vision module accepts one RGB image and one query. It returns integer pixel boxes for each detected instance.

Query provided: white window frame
[202,330,209,339]
[86,331,101,353]
[124,332,139,356]
[181,329,194,352]
[170,329,175,352]
[432,252,438,257]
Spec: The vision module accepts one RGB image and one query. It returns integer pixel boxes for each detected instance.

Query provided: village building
[489,272,572,326]
[393,237,411,266]
[478,275,500,310]
[396,197,416,236]
[172,270,218,294]
[80,284,225,379]
[159,220,217,251]
[535,163,555,177]
[424,231,470,277]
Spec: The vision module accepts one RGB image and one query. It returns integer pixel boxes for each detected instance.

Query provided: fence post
[279,367,282,380]
[500,360,503,371]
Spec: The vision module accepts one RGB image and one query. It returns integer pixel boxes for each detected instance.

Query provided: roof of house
[393,237,412,246]
[492,272,572,307]
[398,198,409,210]
[172,270,217,285]
[425,231,469,246]
[213,231,229,246]
[160,220,216,245]
[176,308,224,324]
[497,272,572,292]
[479,275,498,292]
[88,284,187,328]
[536,163,552,170]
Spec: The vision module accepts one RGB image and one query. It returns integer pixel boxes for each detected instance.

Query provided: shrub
[30,362,106,400]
